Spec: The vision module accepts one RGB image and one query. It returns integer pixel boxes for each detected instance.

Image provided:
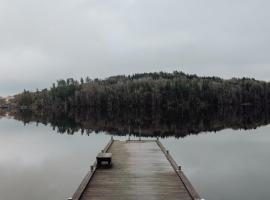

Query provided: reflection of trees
[8,105,270,138]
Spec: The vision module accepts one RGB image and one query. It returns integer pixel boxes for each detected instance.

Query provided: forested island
[13,71,270,112]
[2,71,270,137]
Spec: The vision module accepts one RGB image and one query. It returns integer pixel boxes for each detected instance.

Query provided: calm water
[0,116,270,200]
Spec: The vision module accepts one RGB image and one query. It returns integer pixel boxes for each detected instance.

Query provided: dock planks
[73,139,200,200]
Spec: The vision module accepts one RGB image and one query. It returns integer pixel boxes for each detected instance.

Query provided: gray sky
[0,0,270,96]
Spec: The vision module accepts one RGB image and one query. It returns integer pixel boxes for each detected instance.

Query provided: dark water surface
[0,113,270,200]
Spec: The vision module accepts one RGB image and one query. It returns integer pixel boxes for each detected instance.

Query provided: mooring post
[139,126,141,141]
[178,165,182,171]
[101,150,104,153]
[90,165,94,172]
[111,136,114,141]
[157,137,159,141]
[167,150,169,154]
[128,126,131,141]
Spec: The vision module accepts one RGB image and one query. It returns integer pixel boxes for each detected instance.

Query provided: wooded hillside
[14,71,270,114]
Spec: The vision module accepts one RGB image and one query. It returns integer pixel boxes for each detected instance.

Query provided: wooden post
[166,150,169,154]
[90,165,94,172]
[178,166,182,171]
[111,136,114,141]
[101,150,104,153]
[128,126,131,141]
[139,126,141,141]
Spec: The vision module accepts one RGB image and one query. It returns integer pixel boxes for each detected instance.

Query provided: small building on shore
[0,96,15,108]
[5,96,14,103]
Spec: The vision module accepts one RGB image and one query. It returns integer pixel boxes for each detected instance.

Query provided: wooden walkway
[71,139,201,200]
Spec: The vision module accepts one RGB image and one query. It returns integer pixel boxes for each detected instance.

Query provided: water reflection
[7,105,270,137]
[0,118,113,200]
[162,127,270,200]
[1,107,270,200]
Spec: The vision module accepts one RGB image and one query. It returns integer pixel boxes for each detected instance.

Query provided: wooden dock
[71,138,201,200]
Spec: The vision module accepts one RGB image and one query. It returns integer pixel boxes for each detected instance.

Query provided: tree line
[13,71,270,115]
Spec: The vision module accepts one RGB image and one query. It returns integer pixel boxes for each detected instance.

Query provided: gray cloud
[0,0,270,95]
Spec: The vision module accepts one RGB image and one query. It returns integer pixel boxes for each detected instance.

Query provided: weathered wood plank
[74,140,200,200]
[72,137,114,200]
[156,140,201,199]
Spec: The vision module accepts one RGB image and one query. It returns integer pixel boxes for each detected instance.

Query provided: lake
[0,111,270,200]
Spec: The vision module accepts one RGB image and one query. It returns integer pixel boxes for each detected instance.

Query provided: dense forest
[8,71,270,137]
[14,71,270,115]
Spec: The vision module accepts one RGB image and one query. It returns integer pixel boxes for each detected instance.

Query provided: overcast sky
[0,0,270,96]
